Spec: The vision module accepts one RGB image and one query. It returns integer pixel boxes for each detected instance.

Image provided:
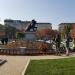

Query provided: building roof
[37,23,51,25]
[59,23,75,25]
[4,19,22,23]
[4,19,51,25]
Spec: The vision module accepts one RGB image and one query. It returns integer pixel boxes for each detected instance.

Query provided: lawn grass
[25,57,75,75]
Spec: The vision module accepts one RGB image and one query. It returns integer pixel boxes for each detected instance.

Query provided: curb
[21,59,30,75]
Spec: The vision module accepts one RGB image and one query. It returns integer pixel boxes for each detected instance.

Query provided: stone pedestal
[24,32,37,41]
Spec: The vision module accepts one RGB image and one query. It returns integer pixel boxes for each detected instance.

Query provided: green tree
[0,24,5,31]
[5,25,17,39]
[60,24,72,39]
[16,32,25,39]
[64,24,72,35]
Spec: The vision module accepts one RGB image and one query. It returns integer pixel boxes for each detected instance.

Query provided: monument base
[24,32,37,41]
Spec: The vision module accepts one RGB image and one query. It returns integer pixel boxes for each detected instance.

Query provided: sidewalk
[0,56,29,75]
[0,53,75,75]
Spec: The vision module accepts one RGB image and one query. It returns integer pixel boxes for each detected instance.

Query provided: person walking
[73,38,75,51]
[65,34,70,56]
[4,37,8,45]
[55,34,61,55]
[1,38,4,45]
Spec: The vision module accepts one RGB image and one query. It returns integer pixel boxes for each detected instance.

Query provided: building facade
[4,19,52,31]
[37,23,52,30]
[4,19,26,31]
[59,23,75,38]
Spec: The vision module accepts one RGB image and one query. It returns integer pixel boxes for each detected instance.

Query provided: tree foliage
[16,32,25,39]
[61,24,72,39]
[37,28,58,40]
[64,24,72,35]
[5,25,17,39]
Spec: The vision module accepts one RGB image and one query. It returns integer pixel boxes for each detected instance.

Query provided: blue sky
[0,0,75,29]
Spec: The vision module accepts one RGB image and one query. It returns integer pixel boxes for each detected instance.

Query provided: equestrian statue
[25,20,37,32]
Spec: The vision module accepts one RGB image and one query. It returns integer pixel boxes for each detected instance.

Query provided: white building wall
[37,23,52,30]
